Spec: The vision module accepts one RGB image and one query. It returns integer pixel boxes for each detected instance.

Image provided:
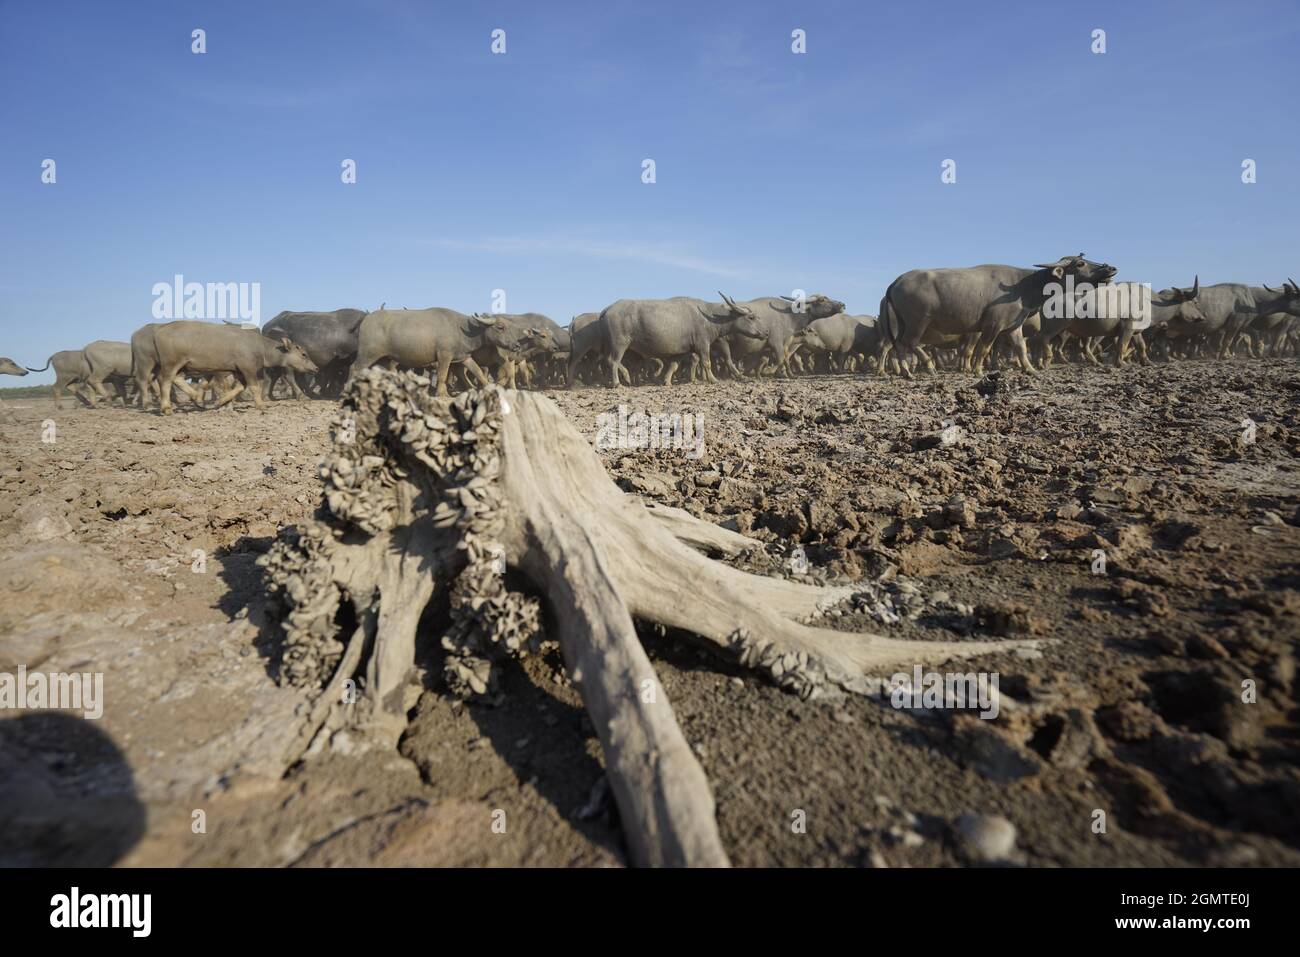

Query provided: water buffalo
[470,312,562,389]
[794,314,882,373]
[131,323,214,410]
[567,312,660,387]
[1250,309,1299,357]
[0,358,27,377]
[1038,278,1203,367]
[527,320,572,389]
[881,254,1119,375]
[1201,280,1300,358]
[25,350,96,409]
[600,293,765,387]
[723,294,847,377]
[151,320,317,414]
[350,307,546,397]
[78,340,136,405]
[261,309,367,399]
[566,312,608,387]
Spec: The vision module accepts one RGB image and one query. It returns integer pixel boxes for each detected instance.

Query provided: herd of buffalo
[5,254,1300,411]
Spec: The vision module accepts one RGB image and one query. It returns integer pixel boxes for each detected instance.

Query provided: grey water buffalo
[1250,309,1298,357]
[600,293,764,387]
[149,320,318,414]
[0,357,27,377]
[881,254,1119,375]
[261,308,367,399]
[131,323,212,410]
[794,314,881,372]
[351,307,548,396]
[566,312,608,387]
[567,312,661,387]
[1197,280,1300,359]
[79,340,136,405]
[1036,278,1203,367]
[471,313,562,389]
[25,351,96,408]
[527,319,572,388]
[724,293,847,377]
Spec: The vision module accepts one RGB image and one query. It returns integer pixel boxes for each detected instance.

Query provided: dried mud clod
[259,368,1036,867]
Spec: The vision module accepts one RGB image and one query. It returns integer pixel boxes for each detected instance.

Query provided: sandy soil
[1,358,1298,867]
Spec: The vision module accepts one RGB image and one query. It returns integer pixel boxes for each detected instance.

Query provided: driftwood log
[260,369,1031,867]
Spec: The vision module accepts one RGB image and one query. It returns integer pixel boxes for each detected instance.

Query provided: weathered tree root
[260,368,1035,867]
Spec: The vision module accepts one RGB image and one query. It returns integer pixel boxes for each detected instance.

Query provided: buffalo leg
[433,354,454,397]
[1008,328,1036,373]
[461,357,493,390]
[212,377,248,410]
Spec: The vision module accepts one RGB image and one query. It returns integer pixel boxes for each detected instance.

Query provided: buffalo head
[518,326,557,356]
[796,324,827,351]
[1260,279,1300,318]
[779,292,846,319]
[276,337,319,374]
[1161,276,1204,324]
[479,316,555,357]
[1263,278,1300,298]
[1035,253,1118,284]
[718,291,766,339]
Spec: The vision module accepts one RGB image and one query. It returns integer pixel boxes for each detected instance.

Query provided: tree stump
[260,369,1033,867]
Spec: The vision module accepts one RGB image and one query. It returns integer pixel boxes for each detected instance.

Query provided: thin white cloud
[423,235,753,280]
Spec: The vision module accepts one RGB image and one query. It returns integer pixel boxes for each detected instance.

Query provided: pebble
[953,813,1018,863]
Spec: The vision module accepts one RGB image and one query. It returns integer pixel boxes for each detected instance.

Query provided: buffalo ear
[1052,265,1066,280]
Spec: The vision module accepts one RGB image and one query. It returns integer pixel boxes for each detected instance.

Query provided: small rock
[943,494,977,529]
[953,813,1018,864]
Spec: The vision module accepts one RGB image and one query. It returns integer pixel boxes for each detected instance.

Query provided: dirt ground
[2,358,1298,868]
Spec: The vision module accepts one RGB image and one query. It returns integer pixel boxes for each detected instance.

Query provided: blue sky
[1,0,1297,382]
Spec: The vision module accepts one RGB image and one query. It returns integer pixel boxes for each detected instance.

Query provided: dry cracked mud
[1,357,1298,867]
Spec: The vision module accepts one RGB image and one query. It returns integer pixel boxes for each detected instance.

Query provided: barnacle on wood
[260,523,347,686]
[260,368,535,696]
[723,628,825,700]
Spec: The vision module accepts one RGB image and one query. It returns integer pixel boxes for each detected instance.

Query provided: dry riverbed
[1,358,1298,867]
